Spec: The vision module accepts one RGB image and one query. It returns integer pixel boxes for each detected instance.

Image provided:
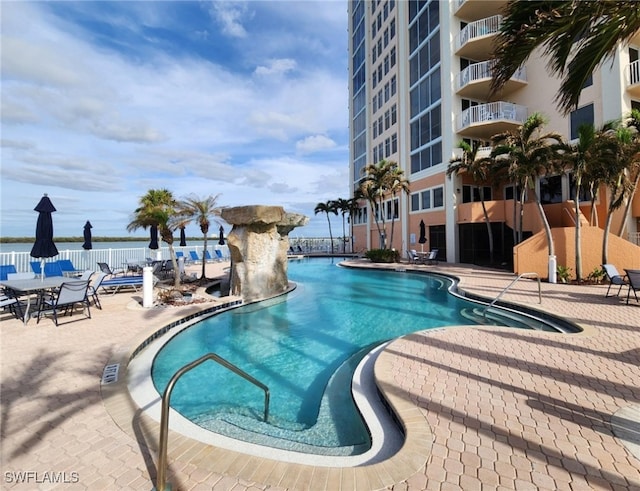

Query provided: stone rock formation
[221,205,309,302]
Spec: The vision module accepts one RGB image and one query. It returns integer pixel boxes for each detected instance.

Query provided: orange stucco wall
[513,226,640,280]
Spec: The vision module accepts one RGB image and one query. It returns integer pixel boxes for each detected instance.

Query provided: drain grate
[101,363,120,384]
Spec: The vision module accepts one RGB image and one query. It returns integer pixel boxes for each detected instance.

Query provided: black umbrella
[418,220,427,252]
[31,194,59,278]
[82,220,93,250]
[149,225,159,250]
[218,225,225,246]
[179,226,187,247]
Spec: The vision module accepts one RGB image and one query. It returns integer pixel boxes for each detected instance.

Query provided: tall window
[570,103,594,140]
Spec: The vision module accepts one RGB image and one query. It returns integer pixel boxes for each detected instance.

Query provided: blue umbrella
[82,221,93,250]
[31,194,59,279]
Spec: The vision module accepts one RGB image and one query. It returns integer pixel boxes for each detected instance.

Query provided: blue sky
[1,0,349,239]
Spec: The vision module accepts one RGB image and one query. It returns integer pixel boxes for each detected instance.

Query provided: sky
[1,0,350,239]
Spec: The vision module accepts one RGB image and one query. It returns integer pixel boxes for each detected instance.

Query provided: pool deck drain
[1,260,639,490]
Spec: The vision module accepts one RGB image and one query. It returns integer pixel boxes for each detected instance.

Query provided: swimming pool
[145,258,574,459]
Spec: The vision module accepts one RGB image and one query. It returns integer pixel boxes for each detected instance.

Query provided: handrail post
[154,353,269,491]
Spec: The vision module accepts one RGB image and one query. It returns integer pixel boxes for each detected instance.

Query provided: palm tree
[386,165,410,250]
[617,109,640,237]
[492,1,640,114]
[334,198,352,254]
[491,113,564,281]
[173,194,221,280]
[447,141,497,264]
[599,124,640,264]
[359,160,406,249]
[314,200,338,253]
[560,124,597,281]
[127,189,181,288]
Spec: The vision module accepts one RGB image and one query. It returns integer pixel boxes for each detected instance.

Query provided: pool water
[151,258,555,455]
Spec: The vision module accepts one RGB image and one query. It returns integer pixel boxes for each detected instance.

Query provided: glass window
[570,103,594,140]
[539,175,563,204]
[411,193,420,211]
[433,187,444,208]
[421,189,431,209]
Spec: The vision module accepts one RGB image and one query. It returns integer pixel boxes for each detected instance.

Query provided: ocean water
[0,240,208,254]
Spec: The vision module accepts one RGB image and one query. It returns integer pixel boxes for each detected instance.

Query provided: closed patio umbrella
[30,194,59,279]
[82,220,93,250]
[179,226,187,247]
[218,225,225,246]
[149,225,159,250]
[418,220,427,252]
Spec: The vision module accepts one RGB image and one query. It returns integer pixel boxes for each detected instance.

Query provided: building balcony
[627,59,640,97]
[456,101,528,139]
[456,60,527,99]
[454,0,506,22]
[455,15,502,60]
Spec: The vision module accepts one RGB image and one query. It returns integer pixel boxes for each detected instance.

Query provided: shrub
[364,248,400,263]
[587,267,605,284]
[556,264,572,284]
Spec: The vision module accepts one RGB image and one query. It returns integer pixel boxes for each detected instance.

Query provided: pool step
[461,307,559,332]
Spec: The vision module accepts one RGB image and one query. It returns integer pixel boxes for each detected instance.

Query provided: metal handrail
[155,353,270,491]
[482,272,541,322]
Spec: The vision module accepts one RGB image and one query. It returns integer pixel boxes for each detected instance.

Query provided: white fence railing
[0,238,354,273]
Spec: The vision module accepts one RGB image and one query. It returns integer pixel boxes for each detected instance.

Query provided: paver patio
[1,259,638,490]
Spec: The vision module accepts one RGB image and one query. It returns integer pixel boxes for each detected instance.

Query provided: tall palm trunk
[325,213,335,253]
[574,175,583,281]
[201,230,209,279]
[616,172,640,237]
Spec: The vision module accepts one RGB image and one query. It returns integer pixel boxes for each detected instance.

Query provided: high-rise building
[348,0,640,277]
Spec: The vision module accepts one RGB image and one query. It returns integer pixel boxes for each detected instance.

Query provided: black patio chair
[625,269,640,305]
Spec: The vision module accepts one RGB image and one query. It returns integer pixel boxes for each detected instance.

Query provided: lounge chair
[215,249,224,261]
[97,275,150,295]
[44,262,64,277]
[30,262,42,276]
[625,269,640,304]
[203,250,213,262]
[37,280,91,326]
[57,259,81,277]
[602,264,628,297]
[0,264,17,281]
[189,251,200,262]
[97,262,125,277]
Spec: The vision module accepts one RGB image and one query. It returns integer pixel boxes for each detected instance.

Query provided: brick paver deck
[1,260,638,490]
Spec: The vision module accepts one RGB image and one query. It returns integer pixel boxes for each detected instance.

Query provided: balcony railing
[456,15,502,52]
[629,59,640,86]
[456,60,526,92]
[456,101,528,133]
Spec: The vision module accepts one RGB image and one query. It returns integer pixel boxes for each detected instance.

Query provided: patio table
[0,277,67,325]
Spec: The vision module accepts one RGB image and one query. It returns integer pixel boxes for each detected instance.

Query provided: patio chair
[189,251,200,262]
[203,250,213,262]
[406,250,419,264]
[0,289,24,320]
[87,272,106,309]
[36,280,91,326]
[30,262,42,276]
[602,264,628,297]
[625,269,640,305]
[97,262,125,277]
[215,249,224,261]
[425,249,439,265]
[57,259,81,277]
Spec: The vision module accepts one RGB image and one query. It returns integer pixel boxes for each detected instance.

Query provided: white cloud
[209,1,250,38]
[296,135,337,154]
[254,58,297,77]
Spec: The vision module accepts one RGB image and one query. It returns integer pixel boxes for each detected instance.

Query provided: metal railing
[155,353,269,491]
[456,101,528,132]
[456,14,503,51]
[482,272,541,322]
[629,59,640,86]
[456,60,526,92]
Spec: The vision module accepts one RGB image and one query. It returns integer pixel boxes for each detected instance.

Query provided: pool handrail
[482,272,541,322]
[156,353,269,491]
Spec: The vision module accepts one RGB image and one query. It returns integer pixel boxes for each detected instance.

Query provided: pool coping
[101,260,597,490]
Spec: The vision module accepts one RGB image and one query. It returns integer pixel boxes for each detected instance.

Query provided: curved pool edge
[100,287,434,490]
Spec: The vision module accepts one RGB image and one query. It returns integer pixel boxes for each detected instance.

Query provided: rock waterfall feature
[221,205,309,302]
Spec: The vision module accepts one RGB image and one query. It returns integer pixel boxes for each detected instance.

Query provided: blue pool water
[151,258,559,456]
